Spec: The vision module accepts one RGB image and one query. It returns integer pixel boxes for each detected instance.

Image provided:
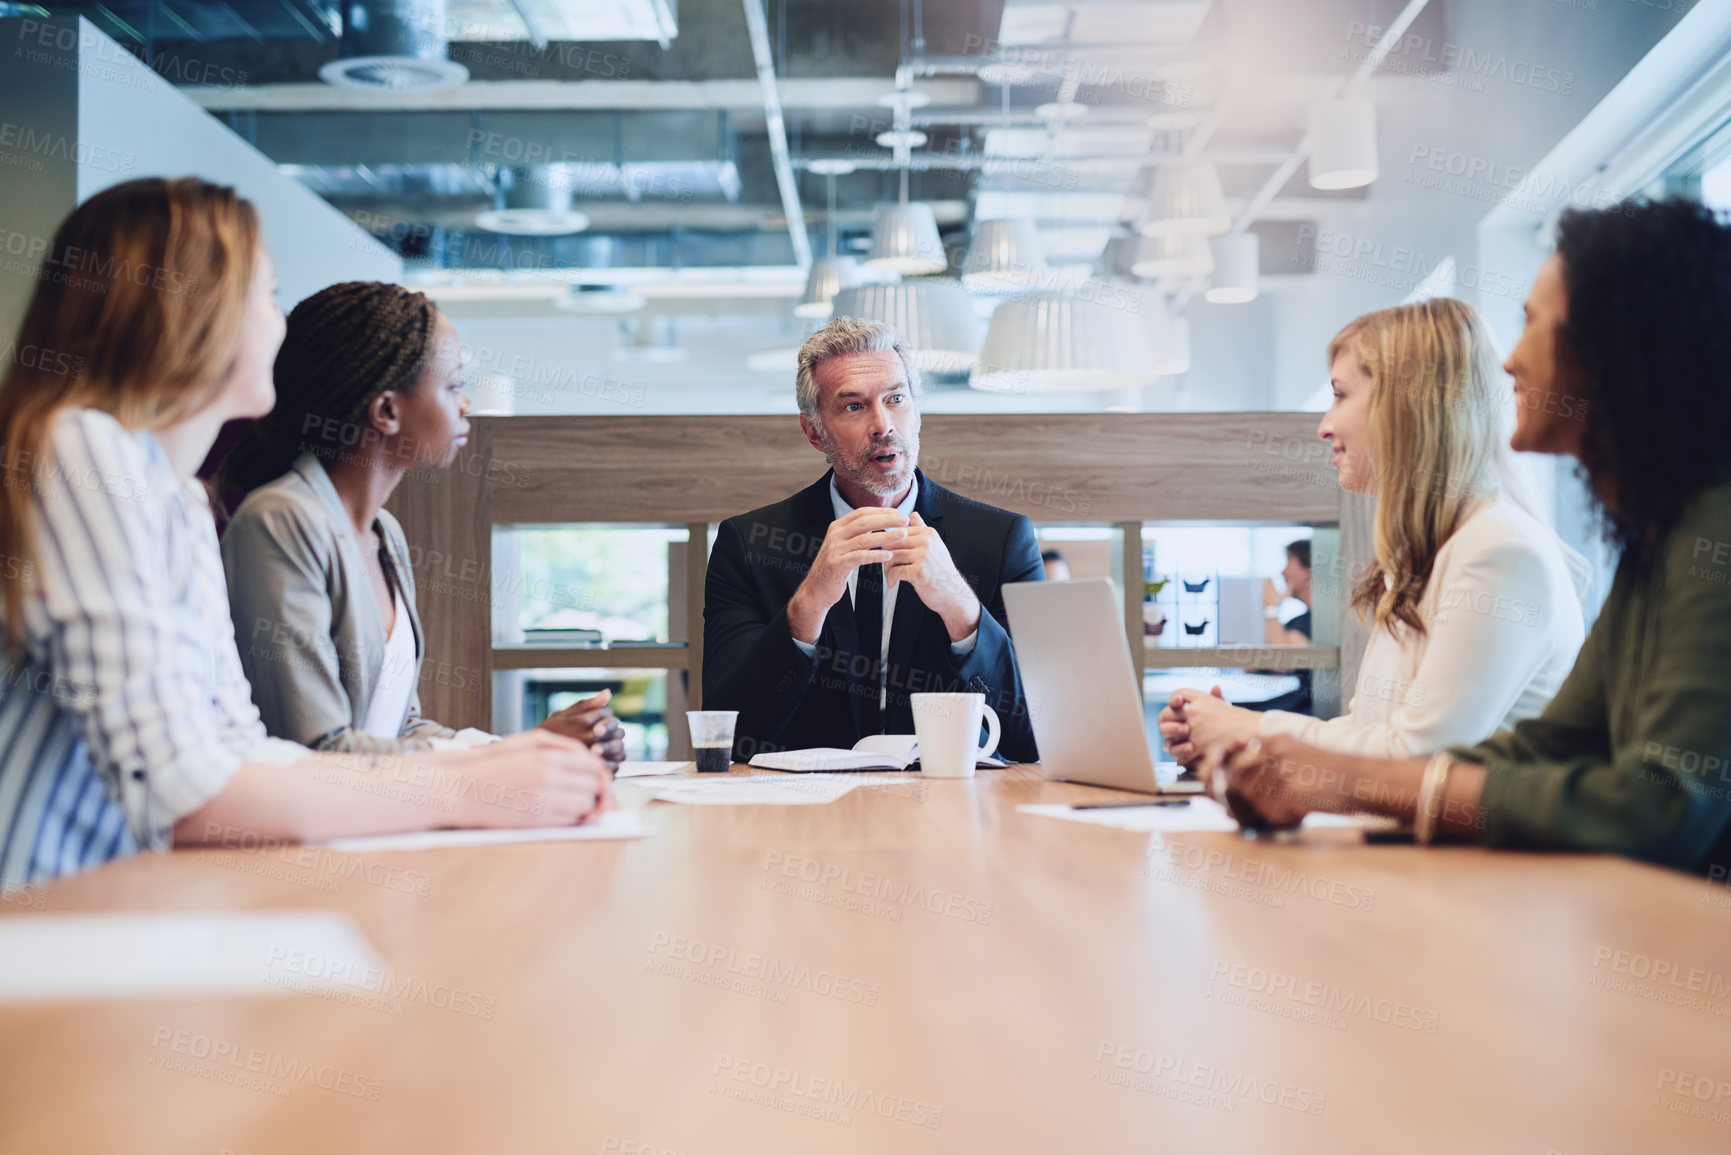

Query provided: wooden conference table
[2,765,1728,1155]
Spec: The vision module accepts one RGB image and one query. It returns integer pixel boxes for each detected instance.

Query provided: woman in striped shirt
[0,178,609,887]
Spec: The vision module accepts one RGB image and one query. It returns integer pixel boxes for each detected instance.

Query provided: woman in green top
[1205,198,1731,874]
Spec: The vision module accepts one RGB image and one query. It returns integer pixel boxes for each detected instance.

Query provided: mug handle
[976,702,1001,762]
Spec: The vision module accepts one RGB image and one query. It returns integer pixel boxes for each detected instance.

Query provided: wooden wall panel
[485,413,1339,526]
[389,413,1343,736]
[387,423,495,732]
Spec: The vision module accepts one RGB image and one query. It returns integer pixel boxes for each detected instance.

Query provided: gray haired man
[702,317,1042,762]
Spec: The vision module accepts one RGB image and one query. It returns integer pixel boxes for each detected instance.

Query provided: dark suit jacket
[703,469,1042,762]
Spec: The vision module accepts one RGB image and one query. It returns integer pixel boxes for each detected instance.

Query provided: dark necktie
[854,561,884,735]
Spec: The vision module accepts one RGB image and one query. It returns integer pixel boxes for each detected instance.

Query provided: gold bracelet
[1413,751,1454,846]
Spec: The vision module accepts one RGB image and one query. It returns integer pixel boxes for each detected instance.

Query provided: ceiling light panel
[444,0,677,41]
[1066,2,1212,45]
[998,5,1072,45]
[997,1,1213,48]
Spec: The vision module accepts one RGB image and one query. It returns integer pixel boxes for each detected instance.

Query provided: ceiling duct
[475,167,591,236]
[997,0,1213,47]
[320,0,469,92]
[560,161,743,203]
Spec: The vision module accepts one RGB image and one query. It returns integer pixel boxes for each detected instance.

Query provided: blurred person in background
[1264,539,1313,646]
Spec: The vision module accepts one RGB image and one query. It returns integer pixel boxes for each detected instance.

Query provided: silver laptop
[1003,578,1187,794]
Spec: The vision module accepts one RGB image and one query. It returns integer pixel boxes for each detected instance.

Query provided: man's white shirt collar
[829,473,919,521]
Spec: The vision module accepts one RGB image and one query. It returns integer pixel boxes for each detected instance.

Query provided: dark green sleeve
[1453,517,1731,870]
[1451,587,1611,772]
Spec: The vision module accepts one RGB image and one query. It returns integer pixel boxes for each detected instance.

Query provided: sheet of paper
[632,775,864,805]
[617,761,694,778]
[319,808,648,853]
[1018,801,1380,834]
[1018,799,1242,832]
[0,911,383,1003]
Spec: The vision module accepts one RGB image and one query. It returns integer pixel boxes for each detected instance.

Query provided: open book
[748,733,1008,773]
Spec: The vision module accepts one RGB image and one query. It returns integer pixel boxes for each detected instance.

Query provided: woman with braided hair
[217,282,625,767]
[0,179,608,885]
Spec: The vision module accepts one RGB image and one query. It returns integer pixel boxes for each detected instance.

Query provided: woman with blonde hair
[1205,200,1731,872]
[1161,297,1585,764]
[0,178,607,886]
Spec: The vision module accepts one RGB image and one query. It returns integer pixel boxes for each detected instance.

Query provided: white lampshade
[793,257,858,320]
[1308,98,1378,190]
[1130,234,1215,279]
[864,202,948,276]
[831,281,982,372]
[1205,233,1259,304]
[1139,162,1231,237]
[971,293,1160,393]
[961,218,1047,293]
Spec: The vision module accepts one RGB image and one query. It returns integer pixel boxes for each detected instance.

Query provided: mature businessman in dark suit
[703,317,1042,763]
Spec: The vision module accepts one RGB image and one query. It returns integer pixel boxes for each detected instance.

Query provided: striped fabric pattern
[0,408,302,887]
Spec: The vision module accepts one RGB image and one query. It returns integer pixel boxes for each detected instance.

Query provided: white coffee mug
[911,692,1001,778]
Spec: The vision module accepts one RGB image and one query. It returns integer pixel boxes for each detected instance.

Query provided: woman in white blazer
[1161,298,1586,764]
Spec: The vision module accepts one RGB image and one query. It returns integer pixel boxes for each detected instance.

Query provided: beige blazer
[221,454,456,752]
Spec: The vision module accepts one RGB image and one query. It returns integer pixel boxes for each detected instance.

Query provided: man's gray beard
[820,428,919,498]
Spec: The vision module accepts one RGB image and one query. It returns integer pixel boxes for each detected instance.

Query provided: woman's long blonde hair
[1330,298,1532,638]
[0,177,259,653]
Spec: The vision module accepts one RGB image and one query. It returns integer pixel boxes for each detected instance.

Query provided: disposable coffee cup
[911,693,1000,779]
[686,711,738,773]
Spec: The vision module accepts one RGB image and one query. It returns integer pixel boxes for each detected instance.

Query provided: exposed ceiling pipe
[741,0,811,269]
[909,51,1193,78]
[912,108,1204,129]
[185,78,983,113]
[504,0,547,51]
[793,150,1287,174]
[318,0,469,91]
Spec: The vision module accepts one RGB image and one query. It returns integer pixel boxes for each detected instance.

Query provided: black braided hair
[216,281,438,505]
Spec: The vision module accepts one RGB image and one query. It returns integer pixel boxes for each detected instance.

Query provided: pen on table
[1070,799,1191,810]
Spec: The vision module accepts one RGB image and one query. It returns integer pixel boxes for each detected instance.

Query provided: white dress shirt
[362,586,418,739]
[791,476,977,711]
[1258,493,1585,759]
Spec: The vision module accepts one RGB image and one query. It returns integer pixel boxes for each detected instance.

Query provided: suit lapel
[296,455,387,709]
